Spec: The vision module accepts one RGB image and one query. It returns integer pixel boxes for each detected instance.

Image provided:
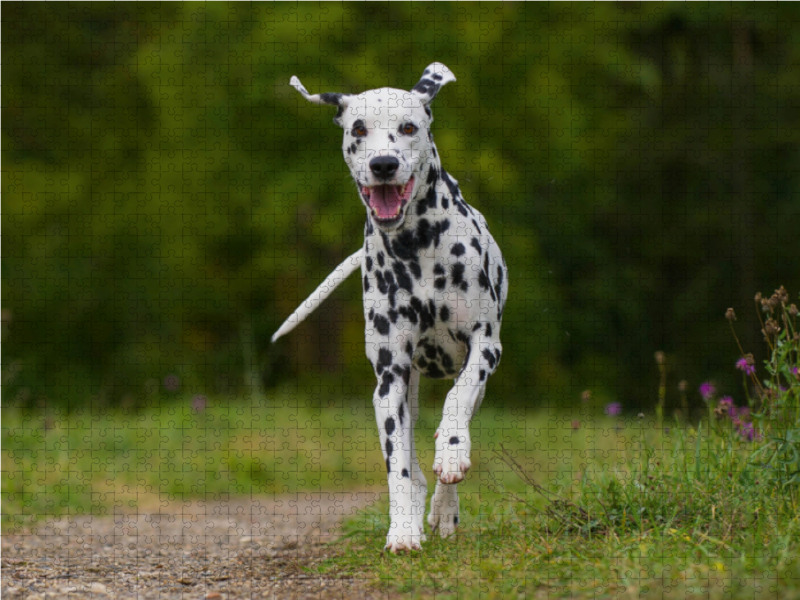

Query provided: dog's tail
[271,248,363,343]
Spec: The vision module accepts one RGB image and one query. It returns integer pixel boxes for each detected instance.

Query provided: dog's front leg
[429,336,501,537]
[373,360,421,553]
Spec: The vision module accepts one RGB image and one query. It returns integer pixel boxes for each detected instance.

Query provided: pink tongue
[369,185,402,218]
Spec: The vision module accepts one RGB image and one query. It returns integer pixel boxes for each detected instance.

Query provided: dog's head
[290,63,456,230]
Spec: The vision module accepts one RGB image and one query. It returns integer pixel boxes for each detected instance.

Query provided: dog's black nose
[369,156,400,180]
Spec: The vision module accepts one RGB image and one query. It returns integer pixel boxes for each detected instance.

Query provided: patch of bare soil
[2,492,385,600]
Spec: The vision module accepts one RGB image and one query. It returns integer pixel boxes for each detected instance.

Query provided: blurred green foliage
[3,3,799,411]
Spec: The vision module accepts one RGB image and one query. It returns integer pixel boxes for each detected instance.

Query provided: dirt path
[2,492,385,600]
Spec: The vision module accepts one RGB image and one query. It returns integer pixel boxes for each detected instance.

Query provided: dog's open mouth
[362,176,415,224]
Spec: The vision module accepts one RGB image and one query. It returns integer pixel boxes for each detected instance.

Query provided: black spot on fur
[377,252,385,267]
[365,219,374,236]
[392,364,410,385]
[434,263,445,276]
[386,458,391,473]
[392,261,413,292]
[373,314,390,335]
[485,323,493,337]
[482,348,497,369]
[449,436,459,445]
[471,237,482,254]
[482,253,497,300]
[408,260,422,280]
[426,363,445,378]
[410,296,435,332]
[398,304,418,325]
[401,468,409,478]
[417,186,437,216]
[369,308,375,320]
[391,218,450,260]
[405,341,413,356]
[425,185,437,210]
[399,401,405,425]
[385,439,393,456]
[434,277,447,290]
[423,343,437,360]
[451,243,465,257]
[375,270,388,294]
[366,256,373,271]
[379,372,395,397]
[494,265,504,303]
[385,417,396,436]
[478,269,491,291]
[441,352,454,372]
[479,369,487,382]
[388,133,395,143]
[377,348,393,374]
[388,309,398,324]
[442,195,449,209]
[442,171,460,199]
[320,92,343,106]
[439,305,450,322]
[472,219,482,234]
[451,263,465,287]
[472,323,482,331]
[363,275,370,292]
[427,166,438,184]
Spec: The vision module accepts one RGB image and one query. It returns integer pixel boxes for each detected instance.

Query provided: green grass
[2,388,381,528]
[2,386,571,529]
[4,395,799,598]
[324,418,800,599]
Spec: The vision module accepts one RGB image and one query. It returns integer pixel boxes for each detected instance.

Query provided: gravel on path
[2,492,386,600]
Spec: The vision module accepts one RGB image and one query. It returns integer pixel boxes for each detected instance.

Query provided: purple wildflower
[699,382,716,400]
[604,402,622,416]
[736,358,756,377]
[738,421,755,442]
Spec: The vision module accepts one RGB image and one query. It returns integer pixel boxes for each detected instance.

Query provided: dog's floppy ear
[290,76,352,127]
[411,62,456,105]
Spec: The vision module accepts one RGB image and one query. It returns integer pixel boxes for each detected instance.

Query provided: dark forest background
[3,2,799,414]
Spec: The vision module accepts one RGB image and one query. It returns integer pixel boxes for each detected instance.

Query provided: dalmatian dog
[272,63,508,553]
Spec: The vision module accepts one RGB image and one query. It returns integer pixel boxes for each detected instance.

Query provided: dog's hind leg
[406,367,428,542]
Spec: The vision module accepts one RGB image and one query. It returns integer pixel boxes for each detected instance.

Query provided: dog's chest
[362,206,496,378]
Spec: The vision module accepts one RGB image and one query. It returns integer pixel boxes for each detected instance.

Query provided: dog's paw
[427,502,459,539]
[433,430,471,484]
[385,526,423,553]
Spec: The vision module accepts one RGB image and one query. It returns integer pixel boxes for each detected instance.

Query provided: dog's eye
[400,123,417,136]
[352,125,367,137]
